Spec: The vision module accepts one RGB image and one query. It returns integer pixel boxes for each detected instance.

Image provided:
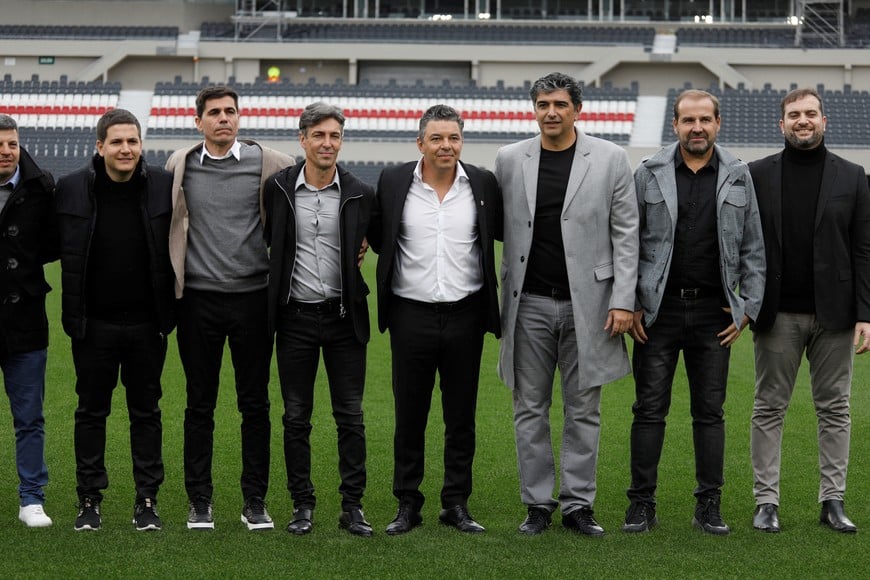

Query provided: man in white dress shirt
[368,104,502,535]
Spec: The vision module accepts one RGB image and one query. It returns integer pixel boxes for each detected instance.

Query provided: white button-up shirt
[392,159,482,303]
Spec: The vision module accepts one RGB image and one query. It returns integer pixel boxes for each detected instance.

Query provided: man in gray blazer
[495,72,639,536]
[626,89,765,536]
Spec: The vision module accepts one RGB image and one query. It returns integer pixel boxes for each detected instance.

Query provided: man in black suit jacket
[264,102,375,537]
[368,104,501,535]
[748,87,870,535]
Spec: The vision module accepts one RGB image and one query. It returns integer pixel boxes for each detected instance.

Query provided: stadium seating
[201,21,656,48]
[676,26,795,48]
[0,75,120,177]
[663,82,870,148]
[0,24,178,40]
[147,78,639,145]
[0,74,120,130]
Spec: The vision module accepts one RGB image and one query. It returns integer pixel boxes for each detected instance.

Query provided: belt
[395,291,480,313]
[287,298,342,314]
[666,287,718,300]
[525,286,570,300]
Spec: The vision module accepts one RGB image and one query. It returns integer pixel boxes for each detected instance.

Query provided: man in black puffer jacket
[56,109,175,533]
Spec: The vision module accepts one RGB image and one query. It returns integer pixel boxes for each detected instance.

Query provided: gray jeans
[512,292,602,514]
[751,312,854,505]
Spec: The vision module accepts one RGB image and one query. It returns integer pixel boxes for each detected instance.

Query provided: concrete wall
[0,0,234,33]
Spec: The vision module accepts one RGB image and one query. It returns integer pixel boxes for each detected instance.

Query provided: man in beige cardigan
[165,85,293,532]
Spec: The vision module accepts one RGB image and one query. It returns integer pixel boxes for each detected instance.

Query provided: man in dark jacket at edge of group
[0,113,57,528]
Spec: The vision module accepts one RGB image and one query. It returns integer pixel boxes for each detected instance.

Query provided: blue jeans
[2,349,49,506]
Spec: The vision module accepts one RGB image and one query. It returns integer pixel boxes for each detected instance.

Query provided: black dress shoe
[286,508,313,535]
[339,508,373,537]
[518,507,551,535]
[753,503,780,533]
[385,503,422,535]
[439,505,486,533]
[820,500,857,533]
[562,507,605,536]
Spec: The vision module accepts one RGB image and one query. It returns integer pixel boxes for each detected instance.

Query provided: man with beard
[625,89,765,535]
[748,87,870,534]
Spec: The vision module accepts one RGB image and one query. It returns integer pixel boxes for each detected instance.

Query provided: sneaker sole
[622,517,658,533]
[20,519,53,528]
[691,517,730,536]
[241,515,274,531]
[134,522,162,531]
[187,521,215,530]
[74,524,100,531]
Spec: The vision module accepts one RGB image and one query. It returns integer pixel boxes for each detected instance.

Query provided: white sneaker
[19,504,53,528]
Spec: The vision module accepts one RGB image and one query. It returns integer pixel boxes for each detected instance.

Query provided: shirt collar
[199,140,241,164]
[295,162,341,193]
[675,147,719,172]
[413,158,468,186]
[0,165,21,189]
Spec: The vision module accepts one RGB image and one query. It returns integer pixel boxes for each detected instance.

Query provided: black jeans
[388,293,485,510]
[72,319,166,502]
[177,288,272,502]
[628,295,732,504]
[276,301,367,511]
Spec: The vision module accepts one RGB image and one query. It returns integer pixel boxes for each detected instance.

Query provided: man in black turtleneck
[56,109,175,532]
[749,87,870,534]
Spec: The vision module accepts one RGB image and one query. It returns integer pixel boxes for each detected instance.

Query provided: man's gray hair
[299,102,345,135]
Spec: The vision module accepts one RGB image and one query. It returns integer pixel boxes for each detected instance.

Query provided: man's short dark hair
[195,85,239,118]
[299,102,345,136]
[781,87,825,117]
[96,108,141,142]
[0,114,18,132]
[529,72,583,107]
[673,89,720,121]
[417,104,464,141]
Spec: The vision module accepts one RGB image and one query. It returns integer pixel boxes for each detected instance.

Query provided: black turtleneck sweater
[86,165,154,323]
[779,140,826,314]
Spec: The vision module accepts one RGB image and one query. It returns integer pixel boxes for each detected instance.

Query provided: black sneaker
[693,497,730,536]
[74,497,102,531]
[562,507,605,536]
[133,498,162,531]
[241,497,274,531]
[622,501,658,533]
[187,496,214,530]
[518,507,552,535]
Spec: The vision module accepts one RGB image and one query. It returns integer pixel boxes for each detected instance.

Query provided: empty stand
[662,83,870,148]
[200,20,656,48]
[147,77,639,145]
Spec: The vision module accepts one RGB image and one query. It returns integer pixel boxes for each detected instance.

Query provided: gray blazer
[634,142,766,327]
[495,131,639,390]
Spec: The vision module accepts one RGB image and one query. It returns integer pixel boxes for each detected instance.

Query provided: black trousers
[72,319,166,502]
[177,288,272,502]
[628,295,732,504]
[388,293,485,511]
[276,300,367,512]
